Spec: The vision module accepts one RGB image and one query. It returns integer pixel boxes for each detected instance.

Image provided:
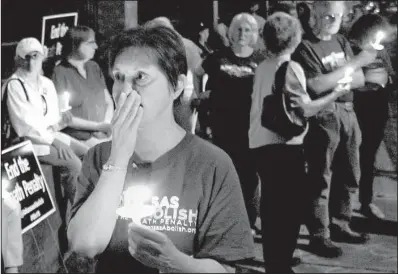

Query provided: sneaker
[360,204,385,220]
[331,226,370,244]
[308,237,343,258]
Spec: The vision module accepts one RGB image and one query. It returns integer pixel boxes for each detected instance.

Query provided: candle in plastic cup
[370,31,385,50]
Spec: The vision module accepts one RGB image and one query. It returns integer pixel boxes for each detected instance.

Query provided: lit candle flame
[116,185,155,224]
[370,31,385,50]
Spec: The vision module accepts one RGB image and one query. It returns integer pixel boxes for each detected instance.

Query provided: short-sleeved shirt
[292,34,355,102]
[202,48,265,144]
[69,133,255,273]
[52,60,108,122]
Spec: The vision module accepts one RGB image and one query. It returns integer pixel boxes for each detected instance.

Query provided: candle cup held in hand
[370,31,385,50]
[338,67,354,84]
[116,185,155,225]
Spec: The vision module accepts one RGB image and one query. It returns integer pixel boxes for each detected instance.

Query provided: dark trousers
[355,90,389,206]
[305,103,361,238]
[213,135,259,228]
[252,144,307,272]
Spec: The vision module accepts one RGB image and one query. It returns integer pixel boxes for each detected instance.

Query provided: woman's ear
[173,74,187,100]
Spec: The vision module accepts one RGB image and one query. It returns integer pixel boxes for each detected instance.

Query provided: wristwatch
[102,163,128,172]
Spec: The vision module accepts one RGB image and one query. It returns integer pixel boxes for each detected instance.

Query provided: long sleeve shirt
[4,74,66,154]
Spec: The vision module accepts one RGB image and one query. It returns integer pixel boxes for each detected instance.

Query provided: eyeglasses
[322,13,343,23]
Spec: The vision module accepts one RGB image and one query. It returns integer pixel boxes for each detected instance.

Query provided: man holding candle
[292,1,378,258]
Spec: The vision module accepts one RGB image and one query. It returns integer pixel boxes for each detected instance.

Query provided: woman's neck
[16,69,39,83]
[68,57,86,70]
[231,44,254,57]
[134,116,186,163]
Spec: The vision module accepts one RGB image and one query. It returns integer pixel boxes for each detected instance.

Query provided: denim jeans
[305,102,362,238]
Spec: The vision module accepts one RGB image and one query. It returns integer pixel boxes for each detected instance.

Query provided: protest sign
[1,140,56,234]
[41,12,78,58]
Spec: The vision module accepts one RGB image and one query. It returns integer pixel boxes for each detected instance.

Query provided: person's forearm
[166,252,233,273]
[69,117,101,131]
[307,65,351,95]
[350,69,365,90]
[300,91,340,117]
[67,166,127,258]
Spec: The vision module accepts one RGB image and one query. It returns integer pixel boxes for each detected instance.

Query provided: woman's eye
[134,72,149,85]
[113,73,124,81]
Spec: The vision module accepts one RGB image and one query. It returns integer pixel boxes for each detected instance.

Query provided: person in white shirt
[4,37,83,203]
[249,12,351,273]
[1,192,23,273]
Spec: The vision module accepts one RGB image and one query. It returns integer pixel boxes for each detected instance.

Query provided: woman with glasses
[196,13,266,236]
[52,26,114,149]
[3,37,83,203]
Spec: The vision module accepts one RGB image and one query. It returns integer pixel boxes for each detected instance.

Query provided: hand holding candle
[116,185,155,224]
[370,31,385,50]
[338,67,354,84]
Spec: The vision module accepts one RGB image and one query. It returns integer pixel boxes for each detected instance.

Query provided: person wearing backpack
[2,37,83,203]
[249,12,351,273]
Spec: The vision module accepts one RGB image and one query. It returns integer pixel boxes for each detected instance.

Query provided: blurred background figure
[197,21,214,59]
[52,26,114,148]
[197,13,265,236]
[349,13,396,220]
[2,192,23,273]
[145,17,202,134]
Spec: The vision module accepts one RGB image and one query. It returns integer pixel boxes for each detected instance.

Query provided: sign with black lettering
[41,12,78,58]
[1,141,56,234]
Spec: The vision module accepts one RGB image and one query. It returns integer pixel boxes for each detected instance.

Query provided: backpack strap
[2,78,29,106]
[272,61,290,95]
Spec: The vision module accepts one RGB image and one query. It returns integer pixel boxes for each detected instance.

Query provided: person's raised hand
[108,90,144,166]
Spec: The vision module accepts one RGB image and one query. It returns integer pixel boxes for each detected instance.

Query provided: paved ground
[238,138,397,273]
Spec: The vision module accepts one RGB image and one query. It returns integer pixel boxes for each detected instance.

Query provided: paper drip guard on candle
[338,67,354,84]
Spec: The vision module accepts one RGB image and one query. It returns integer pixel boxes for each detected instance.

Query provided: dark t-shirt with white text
[292,34,355,102]
[68,133,255,273]
[202,48,265,145]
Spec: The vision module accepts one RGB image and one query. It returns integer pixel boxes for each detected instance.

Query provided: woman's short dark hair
[349,14,390,47]
[62,25,94,57]
[263,12,302,56]
[108,26,188,90]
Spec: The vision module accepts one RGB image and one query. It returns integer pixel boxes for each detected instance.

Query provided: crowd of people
[1,1,396,273]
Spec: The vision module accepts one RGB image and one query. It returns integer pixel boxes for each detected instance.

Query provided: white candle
[370,31,385,50]
[60,91,71,112]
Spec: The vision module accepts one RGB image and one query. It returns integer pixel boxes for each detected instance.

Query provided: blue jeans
[305,102,362,238]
